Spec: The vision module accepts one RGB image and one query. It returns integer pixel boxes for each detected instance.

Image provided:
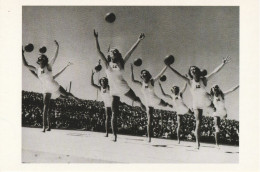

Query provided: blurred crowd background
[22,91,239,145]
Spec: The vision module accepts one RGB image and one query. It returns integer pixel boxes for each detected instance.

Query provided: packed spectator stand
[22,91,239,145]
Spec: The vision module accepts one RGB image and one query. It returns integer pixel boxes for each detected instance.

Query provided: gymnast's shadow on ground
[172,144,193,148]
[152,145,167,147]
[225,151,239,154]
[125,138,145,141]
[67,133,89,137]
[201,145,216,148]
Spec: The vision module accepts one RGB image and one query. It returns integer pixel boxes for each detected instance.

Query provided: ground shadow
[225,151,239,154]
[125,138,144,141]
[174,144,193,148]
[152,145,167,147]
[201,145,216,148]
[67,133,89,137]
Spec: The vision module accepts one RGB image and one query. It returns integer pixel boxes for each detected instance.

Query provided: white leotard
[212,95,227,118]
[190,79,211,109]
[37,65,60,94]
[141,80,161,107]
[105,62,130,96]
[171,93,189,115]
[100,87,112,107]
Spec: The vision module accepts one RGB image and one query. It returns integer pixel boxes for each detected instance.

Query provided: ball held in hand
[160,75,167,82]
[39,46,47,54]
[24,43,34,52]
[95,64,102,72]
[164,55,175,65]
[200,69,207,76]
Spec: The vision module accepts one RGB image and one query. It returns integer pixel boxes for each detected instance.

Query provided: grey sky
[22,6,239,120]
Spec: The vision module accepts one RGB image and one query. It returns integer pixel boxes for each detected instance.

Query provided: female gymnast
[166,56,231,149]
[210,84,239,147]
[91,70,112,137]
[159,82,193,144]
[94,30,146,142]
[22,40,80,132]
[131,64,172,142]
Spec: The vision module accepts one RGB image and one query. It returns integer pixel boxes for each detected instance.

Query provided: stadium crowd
[22,91,239,145]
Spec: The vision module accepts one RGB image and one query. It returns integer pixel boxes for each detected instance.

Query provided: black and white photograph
[0,0,259,171]
[21,6,240,163]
